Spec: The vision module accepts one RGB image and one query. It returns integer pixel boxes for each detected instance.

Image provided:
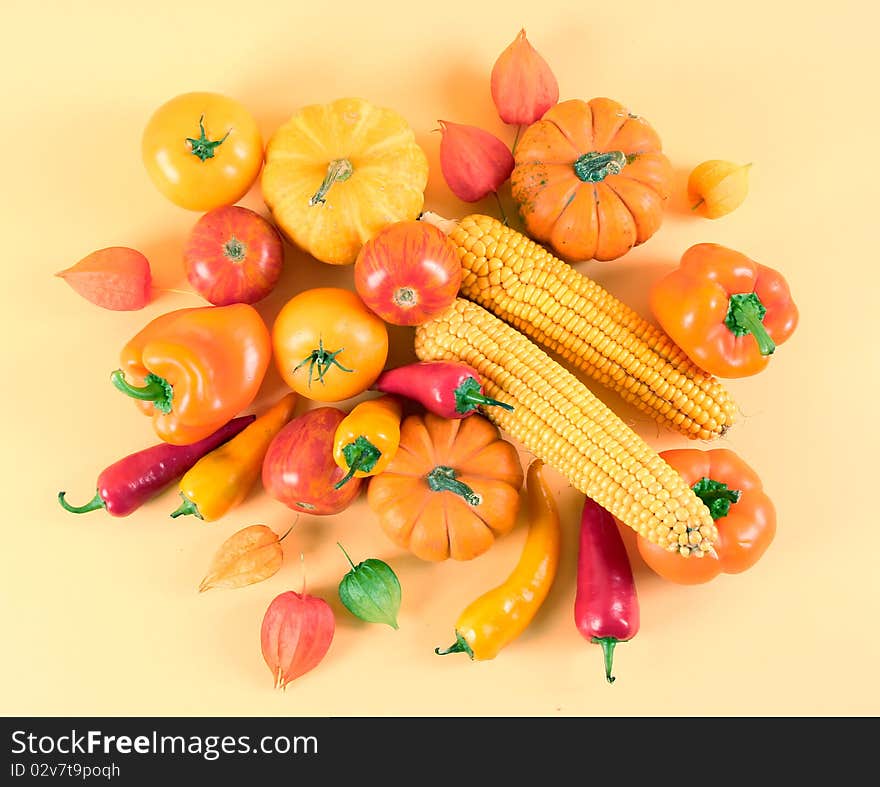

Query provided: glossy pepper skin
[435,460,560,661]
[57,415,255,517]
[332,395,403,489]
[372,360,513,419]
[575,496,640,684]
[170,393,298,521]
[650,243,798,378]
[111,304,271,444]
[637,448,776,584]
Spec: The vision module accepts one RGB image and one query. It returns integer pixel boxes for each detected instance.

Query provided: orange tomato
[142,92,263,211]
[272,288,389,402]
[637,448,776,584]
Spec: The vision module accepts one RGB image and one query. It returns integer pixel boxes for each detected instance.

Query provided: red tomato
[353,221,462,326]
[184,206,284,305]
[262,407,363,515]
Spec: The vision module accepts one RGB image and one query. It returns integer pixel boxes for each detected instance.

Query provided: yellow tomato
[142,92,263,211]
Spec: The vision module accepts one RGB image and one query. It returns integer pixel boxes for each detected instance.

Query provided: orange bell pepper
[636,448,777,584]
[650,243,798,378]
[111,304,271,445]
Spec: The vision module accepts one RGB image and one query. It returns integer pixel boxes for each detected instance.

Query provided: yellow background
[2,0,877,716]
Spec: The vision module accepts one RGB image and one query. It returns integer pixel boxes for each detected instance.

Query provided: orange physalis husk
[490,29,559,126]
[688,160,752,219]
[56,247,152,311]
[260,590,335,690]
[438,121,514,203]
[199,524,289,593]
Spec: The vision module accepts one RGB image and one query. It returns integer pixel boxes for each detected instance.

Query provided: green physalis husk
[337,543,401,629]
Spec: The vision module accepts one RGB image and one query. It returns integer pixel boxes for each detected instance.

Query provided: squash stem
[425,466,482,506]
[573,150,627,183]
[309,158,354,206]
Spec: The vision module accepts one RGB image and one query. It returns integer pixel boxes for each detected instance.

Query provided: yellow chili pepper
[435,459,560,660]
[332,395,403,489]
[170,393,298,521]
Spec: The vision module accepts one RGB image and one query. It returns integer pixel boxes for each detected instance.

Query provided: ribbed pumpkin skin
[511,97,673,262]
[262,97,429,265]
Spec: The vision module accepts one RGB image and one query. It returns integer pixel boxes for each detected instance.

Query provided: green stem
[57,490,105,514]
[110,370,173,414]
[435,631,474,659]
[691,197,705,211]
[724,292,776,356]
[691,477,741,520]
[293,337,354,389]
[492,191,508,226]
[335,436,382,489]
[454,376,514,414]
[591,637,619,684]
[308,158,354,206]
[223,236,246,263]
[511,124,522,155]
[185,115,230,162]
[573,150,627,183]
[337,542,357,570]
[425,466,482,506]
[170,494,202,520]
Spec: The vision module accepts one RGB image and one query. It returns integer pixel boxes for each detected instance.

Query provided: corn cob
[415,298,717,556]
[422,213,737,441]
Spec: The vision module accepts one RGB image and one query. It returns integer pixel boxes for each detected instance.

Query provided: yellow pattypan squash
[262,97,429,265]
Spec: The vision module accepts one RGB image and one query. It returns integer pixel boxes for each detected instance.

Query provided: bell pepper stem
[335,436,381,489]
[724,292,776,356]
[435,631,474,659]
[170,494,202,520]
[454,376,514,414]
[591,636,619,684]
[110,370,174,414]
[309,158,353,206]
[57,490,105,514]
[692,477,741,520]
[425,466,482,506]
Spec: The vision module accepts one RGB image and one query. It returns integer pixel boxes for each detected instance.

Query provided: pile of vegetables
[56,29,798,688]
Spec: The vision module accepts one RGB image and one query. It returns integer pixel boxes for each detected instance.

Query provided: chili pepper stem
[435,631,474,659]
[425,466,482,506]
[591,636,619,684]
[110,370,174,414]
[57,490,105,514]
[724,292,776,356]
[336,436,381,489]
[454,376,514,414]
[170,494,202,519]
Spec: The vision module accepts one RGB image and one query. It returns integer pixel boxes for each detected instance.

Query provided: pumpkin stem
[573,150,627,183]
[425,466,482,506]
[309,158,354,206]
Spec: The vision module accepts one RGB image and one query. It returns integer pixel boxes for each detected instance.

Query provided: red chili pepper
[574,495,640,684]
[57,415,255,517]
[372,360,513,419]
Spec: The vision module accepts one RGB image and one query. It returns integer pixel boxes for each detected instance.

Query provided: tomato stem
[186,115,230,162]
[309,158,353,206]
[223,236,247,263]
[293,337,354,389]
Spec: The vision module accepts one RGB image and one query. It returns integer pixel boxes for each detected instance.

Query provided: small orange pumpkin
[367,412,524,562]
[511,97,673,262]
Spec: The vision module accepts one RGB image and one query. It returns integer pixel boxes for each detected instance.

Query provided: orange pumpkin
[367,413,524,562]
[511,97,673,262]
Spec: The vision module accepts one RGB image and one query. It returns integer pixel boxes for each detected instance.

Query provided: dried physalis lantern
[688,160,752,219]
[438,121,514,211]
[260,589,335,690]
[198,524,290,593]
[490,29,559,126]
